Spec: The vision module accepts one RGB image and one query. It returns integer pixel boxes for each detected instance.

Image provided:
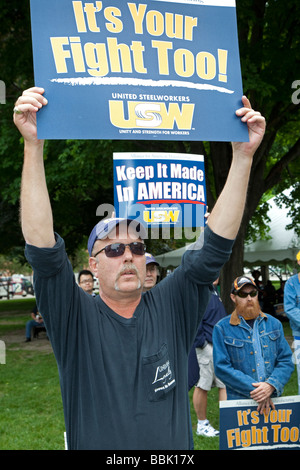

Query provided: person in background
[276,280,285,304]
[143,253,160,292]
[284,250,300,393]
[213,276,294,413]
[25,303,44,342]
[78,269,95,296]
[251,269,264,306]
[262,280,276,315]
[191,279,227,437]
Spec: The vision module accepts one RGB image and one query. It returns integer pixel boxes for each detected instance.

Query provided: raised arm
[13,87,55,248]
[207,96,266,240]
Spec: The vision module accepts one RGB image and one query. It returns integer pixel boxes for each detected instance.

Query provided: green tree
[215,0,300,309]
[1,0,300,311]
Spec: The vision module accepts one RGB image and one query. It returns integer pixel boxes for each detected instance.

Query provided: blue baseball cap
[145,253,159,266]
[88,218,147,256]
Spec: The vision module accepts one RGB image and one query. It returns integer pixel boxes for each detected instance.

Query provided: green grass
[0,315,29,334]
[0,350,64,450]
[0,299,65,450]
[0,298,36,314]
[190,386,221,450]
[0,299,298,450]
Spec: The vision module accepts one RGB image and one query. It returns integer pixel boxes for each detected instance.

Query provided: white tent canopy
[155,244,189,268]
[244,190,299,266]
[155,189,299,268]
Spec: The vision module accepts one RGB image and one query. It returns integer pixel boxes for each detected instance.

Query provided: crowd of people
[251,269,287,316]
[24,244,299,447]
[14,86,299,450]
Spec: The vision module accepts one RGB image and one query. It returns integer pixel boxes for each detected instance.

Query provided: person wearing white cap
[284,250,300,394]
[14,87,265,450]
[213,276,294,413]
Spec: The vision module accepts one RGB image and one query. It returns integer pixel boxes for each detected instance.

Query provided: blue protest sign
[113,152,206,230]
[30,0,248,141]
[220,396,300,450]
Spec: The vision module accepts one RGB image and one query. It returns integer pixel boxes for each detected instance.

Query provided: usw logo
[143,210,180,223]
[109,101,194,129]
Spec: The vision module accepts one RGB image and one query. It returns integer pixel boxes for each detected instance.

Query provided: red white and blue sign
[113,152,206,228]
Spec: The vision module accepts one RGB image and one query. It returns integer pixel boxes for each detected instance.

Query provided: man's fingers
[22,86,45,94]
[14,103,39,114]
[236,108,261,120]
[241,95,251,108]
[16,88,47,107]
[18,93,47,107]
[14,91,48,115]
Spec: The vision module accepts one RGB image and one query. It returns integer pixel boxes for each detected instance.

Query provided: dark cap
[145,253,159,266]
[231,276,257,293]
[88,218,147,256]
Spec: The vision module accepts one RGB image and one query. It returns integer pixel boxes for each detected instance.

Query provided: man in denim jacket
[284,251,300,393]
[213,276,294,413]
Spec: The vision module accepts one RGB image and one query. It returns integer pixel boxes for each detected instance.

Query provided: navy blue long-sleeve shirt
[193,287,227,348]
[25,226,233,450]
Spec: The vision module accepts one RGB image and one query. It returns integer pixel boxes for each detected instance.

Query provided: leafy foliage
[0,0,299,287]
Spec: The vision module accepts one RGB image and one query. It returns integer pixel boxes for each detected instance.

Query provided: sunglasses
[236,290,258,298]
[93,242,146,258]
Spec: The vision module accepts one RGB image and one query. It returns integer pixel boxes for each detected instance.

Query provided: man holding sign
[13,87,265,450]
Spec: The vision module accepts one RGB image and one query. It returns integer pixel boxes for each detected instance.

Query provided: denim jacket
[284,273,300,336]
[213,312,294,400]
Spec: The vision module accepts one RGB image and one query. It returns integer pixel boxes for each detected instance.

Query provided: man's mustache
[114,263,142,291]
[116,263,139,279]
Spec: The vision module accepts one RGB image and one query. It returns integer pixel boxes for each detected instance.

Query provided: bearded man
[213,276,294,413]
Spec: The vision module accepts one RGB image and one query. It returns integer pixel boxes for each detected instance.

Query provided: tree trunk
[219,230,246,314]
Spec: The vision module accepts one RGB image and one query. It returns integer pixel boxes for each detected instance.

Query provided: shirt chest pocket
[142,343,176,402]
[224,337,246,364]
[262,330,280,358]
